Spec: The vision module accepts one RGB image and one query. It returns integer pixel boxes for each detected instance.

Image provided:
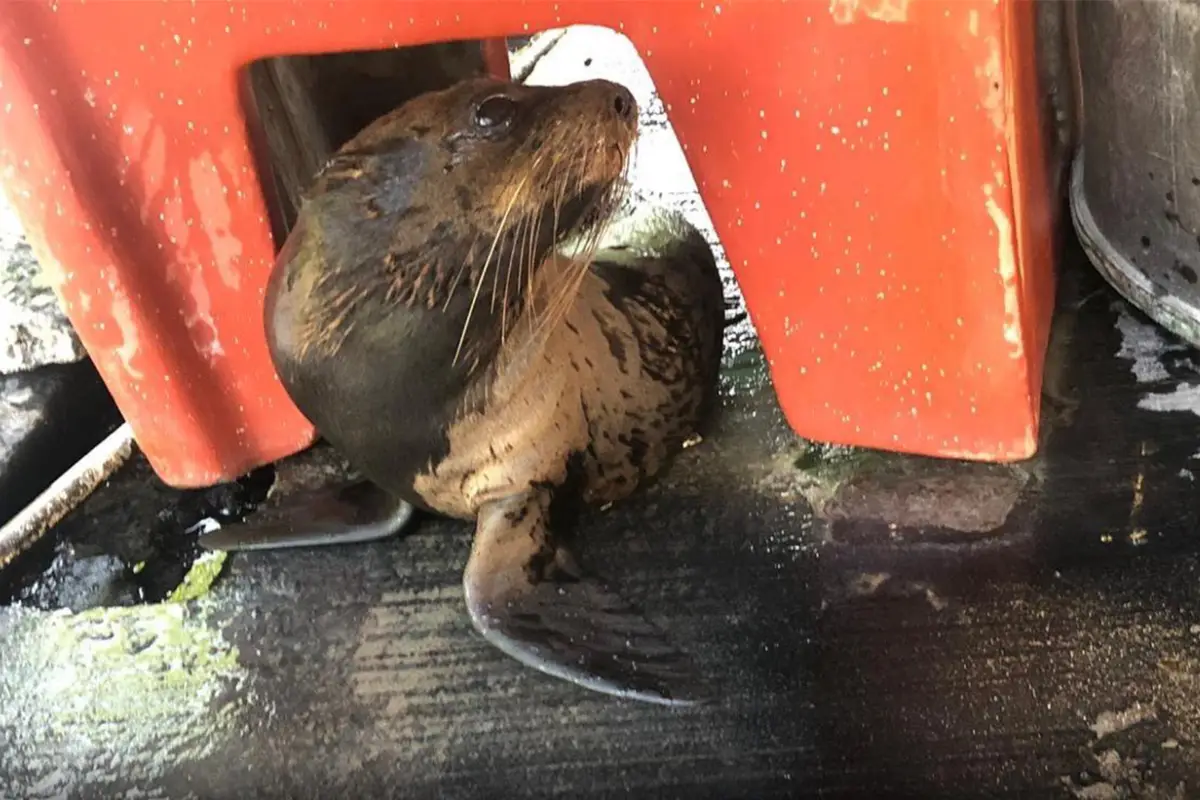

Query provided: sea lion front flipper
[197,480,415,552]
[463,492,707,706]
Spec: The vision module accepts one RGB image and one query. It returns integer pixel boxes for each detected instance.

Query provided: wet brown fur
[284,78,631,366]
[262,77,725,702]
[268,75,723,517]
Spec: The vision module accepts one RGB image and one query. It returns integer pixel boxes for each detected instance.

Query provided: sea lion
[200,77,726,705]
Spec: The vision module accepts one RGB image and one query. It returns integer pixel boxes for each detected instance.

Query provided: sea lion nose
[612,86,636,122]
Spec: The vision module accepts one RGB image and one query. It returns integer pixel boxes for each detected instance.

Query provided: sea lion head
[271,77,638,364]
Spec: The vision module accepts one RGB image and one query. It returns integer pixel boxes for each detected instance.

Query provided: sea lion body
[204,77,725,704]
[270,213,722,521]
[419,223,723,519]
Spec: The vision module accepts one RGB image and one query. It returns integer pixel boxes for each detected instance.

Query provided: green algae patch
[29,602,242,725]
[0,548,244,786]
[0,600,250,787]
[167,549,228,603]
[0,550,237,744]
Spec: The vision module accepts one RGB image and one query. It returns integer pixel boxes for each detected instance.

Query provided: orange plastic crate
[0,1,1058,487]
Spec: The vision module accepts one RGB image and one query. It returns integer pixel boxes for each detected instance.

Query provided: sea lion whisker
[490,228,508,316]
[493,211,529,323]
[517,210,542,339]
[515,174,543,296]
[454,172,530,365]
[448,169,528,320]
[528,179,618,344]
[499,219,518,342]
[531,261,588,347]
[494,152,544,323]
[443,230,484,312]
[500,210,535,346]
[534,227,602,343]
[557,192,617,314]
[522,200,545,337]
[529,177,578,329]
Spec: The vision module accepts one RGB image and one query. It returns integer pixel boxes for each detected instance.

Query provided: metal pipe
[0,422,135,569]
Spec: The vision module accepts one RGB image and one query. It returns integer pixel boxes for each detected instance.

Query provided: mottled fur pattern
[259,77,726,704]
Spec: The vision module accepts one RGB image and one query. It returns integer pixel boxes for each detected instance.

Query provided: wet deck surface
[4,238,1200,800]
[6,27,1200,800]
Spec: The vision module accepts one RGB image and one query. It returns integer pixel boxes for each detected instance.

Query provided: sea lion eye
[473,95,517,132]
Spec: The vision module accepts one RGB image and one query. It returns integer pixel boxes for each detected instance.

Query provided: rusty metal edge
[1069,148,1200,349]
[0,421,135,569]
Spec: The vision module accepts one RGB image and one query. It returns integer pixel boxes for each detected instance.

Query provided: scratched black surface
[4,237,1200,799]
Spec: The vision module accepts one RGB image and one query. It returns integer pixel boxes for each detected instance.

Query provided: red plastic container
[0,1,1059,488]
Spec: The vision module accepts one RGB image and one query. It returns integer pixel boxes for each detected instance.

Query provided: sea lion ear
[464,492,710,706]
